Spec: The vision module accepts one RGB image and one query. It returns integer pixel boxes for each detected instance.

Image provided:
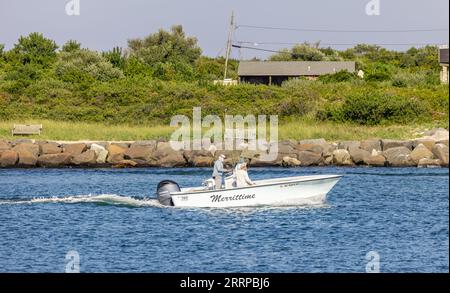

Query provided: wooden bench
[11,124,43,136]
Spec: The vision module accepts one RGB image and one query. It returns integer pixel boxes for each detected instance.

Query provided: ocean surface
[0,167,448,272]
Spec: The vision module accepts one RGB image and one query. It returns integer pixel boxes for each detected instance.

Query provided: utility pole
[223,11,235,81]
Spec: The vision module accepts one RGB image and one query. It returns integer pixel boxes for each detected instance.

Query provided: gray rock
[39,142,62,155]
[90,144,108,164]
[0,140,11,154]
[437,139,449,146]
[338,141,360,151]
[383,147,415,167]
[363,154,386,167]
[381,139,413,151]
[417,158,442,168]
[184,150,214,167]
[410,144,434,164]
[12,143,40,157]
[348,146,371,164]
[282,156,302,167]
[63,143,87,156]
[296,143,324,155]
[152,142,187,167]
[332,149,354,166]
[297,151,322,166]
[412,139,435,152]
[17,150,37,167]
[107,144,128,164]
[360,139,382,153]
[277,140,298,155]
[112,160,138,168]
[432,143,449,166]
[0,150,18,167]
[72,150,97,166]
[37,153,72,167]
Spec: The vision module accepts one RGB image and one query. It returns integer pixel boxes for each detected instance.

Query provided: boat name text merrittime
[210,193,256,202]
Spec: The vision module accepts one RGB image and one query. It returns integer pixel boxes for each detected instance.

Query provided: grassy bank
[0,119,444,142]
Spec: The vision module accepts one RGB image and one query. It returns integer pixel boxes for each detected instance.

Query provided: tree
[128,25,202,66]
[9,32,58,66]
[270,43,325,61]
[103,47,126,69]
[62,40,81,53]
[56,49,124,83]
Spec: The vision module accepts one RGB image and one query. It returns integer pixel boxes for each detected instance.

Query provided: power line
[237,41,444,46]
[237,24,449,33]
[232,43,442,57]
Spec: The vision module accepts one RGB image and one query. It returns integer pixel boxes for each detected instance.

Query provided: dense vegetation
[0,26,448,129]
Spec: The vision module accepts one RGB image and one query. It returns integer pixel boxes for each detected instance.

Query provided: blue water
[0,167,448,272]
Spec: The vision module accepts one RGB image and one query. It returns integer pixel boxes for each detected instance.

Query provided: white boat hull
[170,175,342,208]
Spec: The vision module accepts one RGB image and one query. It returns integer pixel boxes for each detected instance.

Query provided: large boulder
[184,150,214,167]
[422,128,449,142]
[112,160,138,168]
[12,143,40,157]
[332,149,354,166]
[418,158,442,168]
[432,143,449,166]
[0,150,18,167]
[89,144,108,164]
[39,142,62,155]
[412,139,435,152]
[363,154,386,167]
[338,141,360,150]
[296,143,324,155]
[360,139,382,153]
[381,139,413,151]
[107,144,128,164]
[63,143,87,156]
[37,153,72,167]
[282,156,302,167]
[348,147,371,165]
[410,144,434,164]
[152,142,186,167]
[72,150,97,166]
[17,150,38,167]
[277,140,298,156]
[0,140,11,155]
[297,151,322,166]
[383,147,415,167]
[124,141,156,163]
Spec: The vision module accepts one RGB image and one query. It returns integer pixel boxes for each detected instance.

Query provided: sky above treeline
[0,0,448,59]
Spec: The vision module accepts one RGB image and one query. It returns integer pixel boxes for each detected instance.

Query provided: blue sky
[0,0,448,59]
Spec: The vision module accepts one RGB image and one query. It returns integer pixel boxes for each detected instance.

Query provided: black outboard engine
[156,180,181,206]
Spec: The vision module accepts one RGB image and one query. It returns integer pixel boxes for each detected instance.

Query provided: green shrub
[318,93,430,125]
[319,70,357,83]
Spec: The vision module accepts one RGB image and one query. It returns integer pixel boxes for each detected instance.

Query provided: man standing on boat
[212,154,231,189]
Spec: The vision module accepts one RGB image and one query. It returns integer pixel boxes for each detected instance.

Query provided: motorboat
[156,174,342,208]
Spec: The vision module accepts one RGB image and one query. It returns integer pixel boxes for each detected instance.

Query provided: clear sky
[0,0,448,59]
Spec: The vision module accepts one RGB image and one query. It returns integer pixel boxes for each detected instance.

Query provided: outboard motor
[156,180,181,206]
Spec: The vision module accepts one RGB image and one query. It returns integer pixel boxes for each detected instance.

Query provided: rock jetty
[0,129,448,168]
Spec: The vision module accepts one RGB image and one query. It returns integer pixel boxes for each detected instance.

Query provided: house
[237,61,356,85]
[439,46,449,84]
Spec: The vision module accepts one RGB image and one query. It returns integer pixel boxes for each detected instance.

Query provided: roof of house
[238,61,356,76]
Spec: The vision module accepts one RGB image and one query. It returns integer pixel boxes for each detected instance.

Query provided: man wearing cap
[212,154,230,189]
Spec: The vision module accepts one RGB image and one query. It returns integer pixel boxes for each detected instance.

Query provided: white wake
[0,194,163,208]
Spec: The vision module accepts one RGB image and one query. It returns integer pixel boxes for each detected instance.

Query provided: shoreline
[1,130,448,169]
